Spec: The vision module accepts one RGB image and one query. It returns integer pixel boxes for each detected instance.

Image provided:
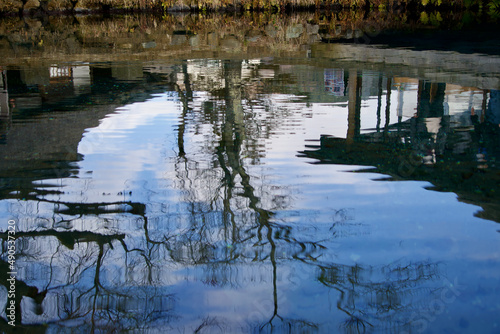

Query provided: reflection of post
[416,80,424,117]
[223,60,244,140]
[397,83,404,123]
[429,82,438,104]
[376,75,383,132]
[347,70,361,145]
[481,89,489,123]
[384,77,392,134]
[176,63,193,158]
[0,70,9,144]
[416,80,446,118]
[0,70,8,119]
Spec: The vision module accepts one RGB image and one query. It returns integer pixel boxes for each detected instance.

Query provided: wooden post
[347,70,361,145]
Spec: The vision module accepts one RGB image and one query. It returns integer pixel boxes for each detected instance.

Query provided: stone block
[24,0,40,10]
[286,24,304,40]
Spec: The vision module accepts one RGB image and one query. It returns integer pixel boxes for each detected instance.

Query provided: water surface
[1,14,500,334]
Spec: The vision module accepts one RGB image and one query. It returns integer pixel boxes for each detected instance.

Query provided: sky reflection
[0,57,499,333]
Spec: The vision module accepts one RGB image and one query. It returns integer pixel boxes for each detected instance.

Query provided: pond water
[1,13,500,334]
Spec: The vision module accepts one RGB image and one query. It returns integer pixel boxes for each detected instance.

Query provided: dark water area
[0,12,500,334]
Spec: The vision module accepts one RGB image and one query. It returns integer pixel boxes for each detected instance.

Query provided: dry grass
[0,0,495,14]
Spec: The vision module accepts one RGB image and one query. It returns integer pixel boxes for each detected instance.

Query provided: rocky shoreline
[2,10,493,65]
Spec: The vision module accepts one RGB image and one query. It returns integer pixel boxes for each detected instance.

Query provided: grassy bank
[0,10,497,66]
[1,0,499,16]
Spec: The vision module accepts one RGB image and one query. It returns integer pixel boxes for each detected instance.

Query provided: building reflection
[0,59,498,332]
[301,70,500,222]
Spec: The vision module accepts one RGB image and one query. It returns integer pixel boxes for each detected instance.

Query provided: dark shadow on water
[300,73,500,223]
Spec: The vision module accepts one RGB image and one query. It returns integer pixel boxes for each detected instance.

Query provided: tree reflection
[163,60,446,333]
[0,60,474,332]
[318,261,441,333]
[1,199,175,332]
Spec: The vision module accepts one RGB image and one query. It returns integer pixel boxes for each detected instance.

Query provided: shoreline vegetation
[0,0,500,16]
[1,10,498,65]
[1,8,500,68]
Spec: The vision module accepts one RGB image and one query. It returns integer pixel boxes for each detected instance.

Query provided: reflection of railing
[49,66,73,84]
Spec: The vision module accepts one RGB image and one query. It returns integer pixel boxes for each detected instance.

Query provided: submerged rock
[306,24,319,35]
[189,35,200,47]
[286,24,304,39]
[142,41,157,49]
[220,35,241,51]
[24,0,41,11]
[246,30,262,42]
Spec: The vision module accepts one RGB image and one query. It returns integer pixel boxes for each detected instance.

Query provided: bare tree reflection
[317,260,441,333]
[0,61,457,333]
[164,61,445,333]
[1,201,176,332]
